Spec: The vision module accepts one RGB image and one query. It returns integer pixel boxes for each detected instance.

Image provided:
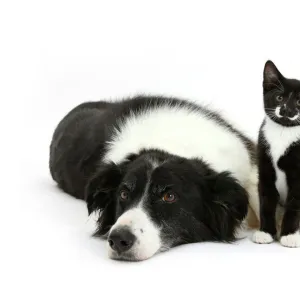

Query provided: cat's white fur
[280,232,300,248]
[252,230,274,244]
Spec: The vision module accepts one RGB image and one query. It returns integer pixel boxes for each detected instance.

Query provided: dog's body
[50,95,259,260]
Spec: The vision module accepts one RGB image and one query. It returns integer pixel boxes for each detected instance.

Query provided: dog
[50,95,259,261]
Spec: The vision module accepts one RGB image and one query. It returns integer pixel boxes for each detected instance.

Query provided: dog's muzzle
[107,207,161,261]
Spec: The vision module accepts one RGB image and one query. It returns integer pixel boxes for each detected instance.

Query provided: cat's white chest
[263,118,300,203]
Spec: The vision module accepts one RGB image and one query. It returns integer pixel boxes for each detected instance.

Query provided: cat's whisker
[267,113,277,122]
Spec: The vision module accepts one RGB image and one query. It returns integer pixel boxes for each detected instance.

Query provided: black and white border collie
[50,95,259,261]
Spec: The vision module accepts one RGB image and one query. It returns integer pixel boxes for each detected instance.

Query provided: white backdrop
[1,1,300,299]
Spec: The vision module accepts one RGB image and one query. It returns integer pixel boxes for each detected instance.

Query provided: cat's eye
[120,190,129,201]
[276,95,283,102]
[297,99,300,107]
[162,192,176,203]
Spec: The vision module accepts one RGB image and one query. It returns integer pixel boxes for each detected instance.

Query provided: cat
[252,60,300,247]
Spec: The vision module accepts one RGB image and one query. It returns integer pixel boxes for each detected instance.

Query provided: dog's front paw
[280,232,300,248]
[252,230,274,244]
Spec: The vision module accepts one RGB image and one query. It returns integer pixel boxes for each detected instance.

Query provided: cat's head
[263,60,300,127]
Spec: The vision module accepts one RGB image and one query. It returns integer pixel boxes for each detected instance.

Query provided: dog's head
[85,150,248,261]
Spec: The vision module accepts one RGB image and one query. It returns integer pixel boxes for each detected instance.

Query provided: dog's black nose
[108,228,136,253]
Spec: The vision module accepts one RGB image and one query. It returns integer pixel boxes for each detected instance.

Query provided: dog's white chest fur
[104,106,253,185]
[263,118,300,203]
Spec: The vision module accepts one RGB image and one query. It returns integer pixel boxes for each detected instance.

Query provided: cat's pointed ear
[263,60,283,90]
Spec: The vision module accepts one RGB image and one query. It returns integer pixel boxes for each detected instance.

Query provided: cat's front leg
[252,185,279,244]
[252,146,279,244]
[279,190,300,248]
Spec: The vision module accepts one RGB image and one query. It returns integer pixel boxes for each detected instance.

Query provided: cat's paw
[280,232,300,248]
[252,230,274,244]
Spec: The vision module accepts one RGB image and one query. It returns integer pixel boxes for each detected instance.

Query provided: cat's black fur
[257,61,300,245]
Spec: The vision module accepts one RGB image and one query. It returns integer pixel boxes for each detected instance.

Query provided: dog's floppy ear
[85,162,123,235]
[85,162,122,214]
[204,172,248,241]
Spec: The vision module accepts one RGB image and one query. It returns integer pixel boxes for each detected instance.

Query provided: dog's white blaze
[104,106,253,186]
[263,117,300,204]
[108,208,161,260]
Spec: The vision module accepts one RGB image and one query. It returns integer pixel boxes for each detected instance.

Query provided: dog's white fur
[105,106,252,184]
[103,106,259,259]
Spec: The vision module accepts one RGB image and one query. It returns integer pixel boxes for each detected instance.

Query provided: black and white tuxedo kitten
[253,61,300,247]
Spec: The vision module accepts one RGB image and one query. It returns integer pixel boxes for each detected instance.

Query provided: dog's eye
[276,95,283,102]
[162,192,176,203]
[120,190,129,201]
